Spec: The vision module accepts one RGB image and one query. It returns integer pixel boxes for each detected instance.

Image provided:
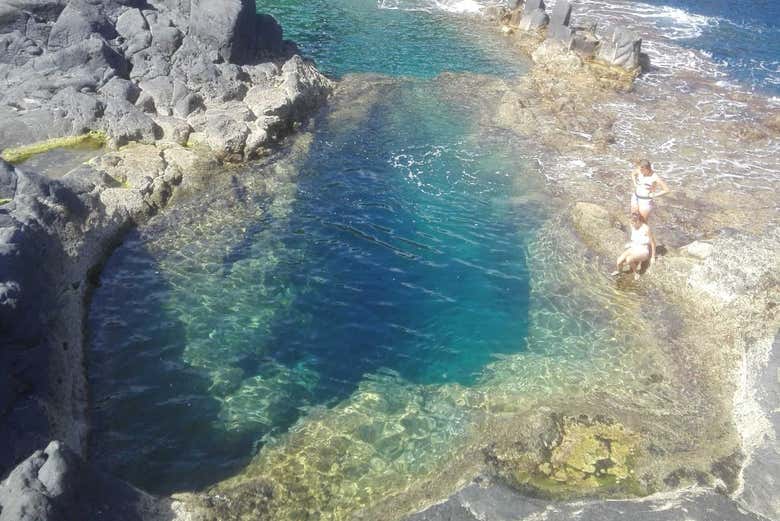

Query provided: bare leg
[630,260,641,280]
[612,251,629,275]
[638,200,653,222]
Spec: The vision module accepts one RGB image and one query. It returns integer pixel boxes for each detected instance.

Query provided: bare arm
[653,177,671,198]
[631,168,639,190]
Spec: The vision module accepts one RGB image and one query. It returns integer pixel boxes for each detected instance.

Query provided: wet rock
[406,479,767,521]
[570,202,624,254]
[597,26,643,71]
[687,230,778,305]
[485,414,642,499]
[680,240,713,260]
[532,39,583,72]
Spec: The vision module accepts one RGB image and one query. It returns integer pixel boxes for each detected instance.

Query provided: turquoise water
[88,1,545,493]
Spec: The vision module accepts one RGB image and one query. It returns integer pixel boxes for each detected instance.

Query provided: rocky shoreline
[0,1,777,521]
[0,0,331,519]
[405,2,779,520]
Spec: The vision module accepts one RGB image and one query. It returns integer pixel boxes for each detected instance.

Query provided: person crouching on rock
[631,159,670,222]
[612,212,656,280]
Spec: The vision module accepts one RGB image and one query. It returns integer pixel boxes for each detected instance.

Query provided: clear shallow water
[89,2,542,493]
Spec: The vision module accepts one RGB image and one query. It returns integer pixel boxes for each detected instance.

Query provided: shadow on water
[88,231,261,493]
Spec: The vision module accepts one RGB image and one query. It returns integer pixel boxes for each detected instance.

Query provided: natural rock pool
[89,0,544,492]
[85,0,766,518]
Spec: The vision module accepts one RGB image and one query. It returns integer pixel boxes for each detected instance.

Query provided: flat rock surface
[405,480,770,521]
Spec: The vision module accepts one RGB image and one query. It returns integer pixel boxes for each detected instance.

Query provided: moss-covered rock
[0,132,107,164]
[486,414,644,499]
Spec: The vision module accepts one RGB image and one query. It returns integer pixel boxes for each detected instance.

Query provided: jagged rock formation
[518,0,548,31]
[500,0,646,74]
[0,2,333,514]
[0,0,332,160]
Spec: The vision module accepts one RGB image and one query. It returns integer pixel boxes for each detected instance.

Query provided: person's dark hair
[638,159,652,171]
[630,212,643,223]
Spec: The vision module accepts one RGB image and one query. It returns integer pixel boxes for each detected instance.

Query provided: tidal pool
[88,0,684,514]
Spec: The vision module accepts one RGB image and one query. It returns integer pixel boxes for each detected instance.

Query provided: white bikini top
[631,224,651,246]
[635,173,658,198]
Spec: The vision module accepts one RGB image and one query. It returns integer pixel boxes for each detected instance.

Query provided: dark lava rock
[0,441,167,521]
[189,0,283,64]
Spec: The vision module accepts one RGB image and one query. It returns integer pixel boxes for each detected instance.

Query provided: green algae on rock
[485,415,643,499]
[0,132,107,164]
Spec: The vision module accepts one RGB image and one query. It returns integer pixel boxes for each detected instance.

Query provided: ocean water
[639,0,780,94]
[87,0,774,509]
[88,2,541,493]
[543,0,780,94]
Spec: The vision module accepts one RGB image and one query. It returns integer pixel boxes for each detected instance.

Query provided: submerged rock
[485,414,643,499]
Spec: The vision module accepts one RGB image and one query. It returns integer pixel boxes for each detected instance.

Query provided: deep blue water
[89,1,538,494]
[642,0,780,93]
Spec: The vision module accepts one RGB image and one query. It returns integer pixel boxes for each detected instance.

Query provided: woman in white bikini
[631,159,670,221]
[612,212,656,280]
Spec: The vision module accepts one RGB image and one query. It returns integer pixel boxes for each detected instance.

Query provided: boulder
[547,0,573,44]
[150,24,182,57]
[597,26,642,70]
[46,0,115,51]
[0,441,166,521]
[28,35,128,80]
[172,92,202,118]
[519,8,548,31]
[115,7,148,39]
[98,77,141,103]
[49,88,104,134]
[154,115,191,145]
[100,98,161,146]
[138,75,175,115]
[188,0,284,64]
[201,114,249,160]
[129,47,172,81]
[518,0,548,31]
[115,7,151,55]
